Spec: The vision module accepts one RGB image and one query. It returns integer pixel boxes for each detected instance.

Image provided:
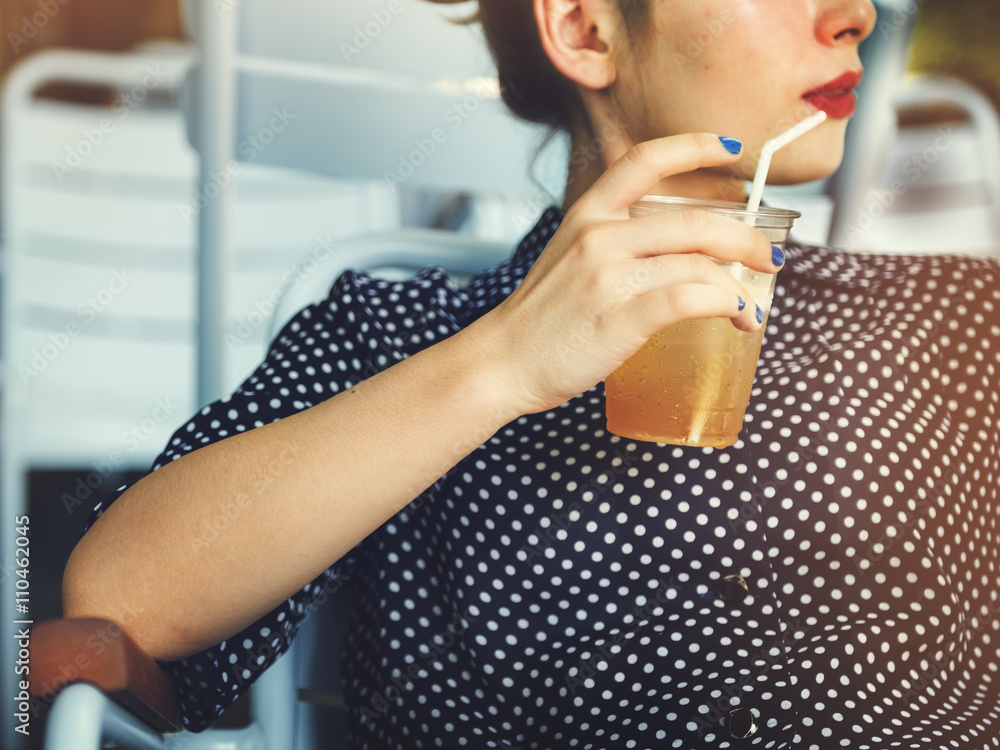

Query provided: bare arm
[62,320,516,662]
[62,134,779,663]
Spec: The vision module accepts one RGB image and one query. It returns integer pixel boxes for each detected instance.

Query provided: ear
[534,0,619,90]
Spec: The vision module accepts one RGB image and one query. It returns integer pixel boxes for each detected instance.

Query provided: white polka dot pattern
[84,209,1000,749]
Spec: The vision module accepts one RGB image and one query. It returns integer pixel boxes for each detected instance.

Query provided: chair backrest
[0,43,415,467]
[766,1,1000,258]
[267,227,514,340]
[832,76,1000,255]
[0,48,198,463]
[0,46,196,750]
[824,0,917,248]
[821,0,999,256]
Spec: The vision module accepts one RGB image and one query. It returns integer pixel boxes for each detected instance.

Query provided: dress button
[725,707,759,739]
[716,573,750,604]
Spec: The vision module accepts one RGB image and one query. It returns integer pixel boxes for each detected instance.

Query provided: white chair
[0,48,198,749]
[30,228,511,750]
[833,75,1000,255]
[818,0,999,256]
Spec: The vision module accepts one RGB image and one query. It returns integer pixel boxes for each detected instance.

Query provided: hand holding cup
[481,133,781,420]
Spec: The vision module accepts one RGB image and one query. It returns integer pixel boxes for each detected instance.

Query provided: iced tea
[604,196,799,448]
[605,316,767,447]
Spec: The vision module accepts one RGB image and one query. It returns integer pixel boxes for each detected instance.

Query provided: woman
[63,0,1000,747]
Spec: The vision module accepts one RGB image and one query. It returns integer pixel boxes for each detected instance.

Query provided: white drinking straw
[745,110,828,212]
[686,111,828,447]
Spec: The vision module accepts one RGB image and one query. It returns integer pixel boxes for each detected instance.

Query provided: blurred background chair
[831,75,1000,254]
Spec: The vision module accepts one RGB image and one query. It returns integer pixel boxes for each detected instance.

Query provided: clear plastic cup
[605,195,800,448]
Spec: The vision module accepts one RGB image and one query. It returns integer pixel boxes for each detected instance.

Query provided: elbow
[61,541,209,664]
[61,542,162,660]
[61,542,96,620]
[60,543,131,629]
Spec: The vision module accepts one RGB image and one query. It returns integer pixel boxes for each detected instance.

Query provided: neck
[561,118,748,209]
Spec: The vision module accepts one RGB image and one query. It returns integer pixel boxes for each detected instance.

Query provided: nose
[816,0,877,46]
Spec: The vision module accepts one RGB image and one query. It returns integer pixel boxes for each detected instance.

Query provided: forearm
[62,319,516,662]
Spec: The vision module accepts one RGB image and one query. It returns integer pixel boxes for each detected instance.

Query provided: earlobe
[534,0,618,90]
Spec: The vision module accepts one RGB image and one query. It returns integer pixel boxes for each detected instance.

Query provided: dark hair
[426,0,650,133]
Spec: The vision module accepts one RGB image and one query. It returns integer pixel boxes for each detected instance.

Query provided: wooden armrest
[29,618,181,733]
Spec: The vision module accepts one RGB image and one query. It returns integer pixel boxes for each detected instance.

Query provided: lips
[802,71,862,119]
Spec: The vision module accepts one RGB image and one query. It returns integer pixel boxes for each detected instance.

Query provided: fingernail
[719,137,743,155]
[771,245,786,267]
[738,296,746,311]
[756,306,765,324]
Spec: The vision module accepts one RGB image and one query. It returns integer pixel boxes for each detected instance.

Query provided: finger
[623,282,764,340]
[578,133,744,216]
[609,253,754,306]
[583,209,778,272]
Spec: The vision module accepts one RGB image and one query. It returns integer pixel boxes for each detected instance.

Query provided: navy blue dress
[85,208,1000,749]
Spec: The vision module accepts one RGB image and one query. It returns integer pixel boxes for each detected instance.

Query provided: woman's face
[607,0,877,194]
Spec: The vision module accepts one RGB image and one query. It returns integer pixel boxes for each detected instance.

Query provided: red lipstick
[802,71,862,119]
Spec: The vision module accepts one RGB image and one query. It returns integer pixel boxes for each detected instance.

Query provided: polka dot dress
[84,208,1000,749]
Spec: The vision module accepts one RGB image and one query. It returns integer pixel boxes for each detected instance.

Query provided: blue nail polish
[738,296,746,311]
[771,245,786,267]
[719,137,743,155]
[755,306,765,324]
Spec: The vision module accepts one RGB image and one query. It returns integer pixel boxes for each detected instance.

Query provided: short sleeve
[78,267,438,731]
